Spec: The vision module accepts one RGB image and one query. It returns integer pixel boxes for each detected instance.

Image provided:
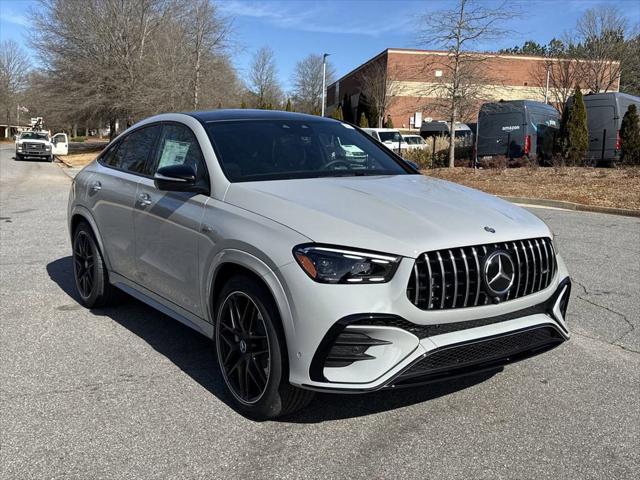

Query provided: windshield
[20,132,49,141]
[405,136,424,144]
[204,120,414,182]
[378,131,403,143]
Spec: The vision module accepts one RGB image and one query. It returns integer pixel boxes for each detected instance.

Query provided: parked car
[476,100,559,161]
[566,92,640,164]
[402,134,428,150]
[362,127,409,152]
[15,130,69,161]
[68,110,571,419]
[420,121,473,143]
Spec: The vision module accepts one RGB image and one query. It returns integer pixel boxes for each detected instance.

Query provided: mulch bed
[427,167,640,211]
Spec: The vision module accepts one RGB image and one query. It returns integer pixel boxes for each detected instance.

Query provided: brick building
[326,48,620,129]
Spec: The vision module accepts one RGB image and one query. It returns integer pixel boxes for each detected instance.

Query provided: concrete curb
[500,196,640,218]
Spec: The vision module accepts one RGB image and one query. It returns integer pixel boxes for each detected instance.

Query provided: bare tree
[248,46,282,109]
[574,5,629,93]
[28,0,240,137]
[0,40,31,124]
[357,59,400,128]
[187,0,232,110]
[419,0,515,167]
[291,53,335,114]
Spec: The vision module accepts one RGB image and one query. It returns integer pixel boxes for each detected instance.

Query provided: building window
[435,69,443,77]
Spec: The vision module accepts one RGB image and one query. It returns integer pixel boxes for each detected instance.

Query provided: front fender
[204,249,296,342]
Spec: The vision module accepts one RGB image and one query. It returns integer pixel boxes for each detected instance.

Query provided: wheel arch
[206,250,295,346]
[69,207,111,271]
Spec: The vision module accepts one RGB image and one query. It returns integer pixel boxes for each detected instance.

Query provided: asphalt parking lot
[1,144,638,479]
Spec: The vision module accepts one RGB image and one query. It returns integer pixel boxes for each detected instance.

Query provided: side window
[118,125,160,174]
[101,142,122,168]
[153,124,209,189]
[100,125,160,174]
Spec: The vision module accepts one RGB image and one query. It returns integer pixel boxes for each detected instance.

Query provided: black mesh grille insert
[397,326,563,382]
[407,237,556,310]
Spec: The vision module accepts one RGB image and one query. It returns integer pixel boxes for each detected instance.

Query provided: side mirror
[154,164,207,194]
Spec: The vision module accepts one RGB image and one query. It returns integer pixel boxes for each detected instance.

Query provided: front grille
[24,142,44,150]
[396,326,563,383]
[407,237,556,310]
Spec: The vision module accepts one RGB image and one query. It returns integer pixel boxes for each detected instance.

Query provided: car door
[133,122,210,317]
[87,125,160,280]
[51,133,68,155]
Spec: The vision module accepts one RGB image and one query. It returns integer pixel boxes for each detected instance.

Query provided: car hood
[224,174,551,258]
[17,139,49,144]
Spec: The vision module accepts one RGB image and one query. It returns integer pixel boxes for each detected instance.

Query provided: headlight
[45,145,52,150]
[293,244,401,284]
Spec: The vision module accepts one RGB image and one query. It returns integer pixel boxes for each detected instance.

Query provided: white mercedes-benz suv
[68,110,571,419]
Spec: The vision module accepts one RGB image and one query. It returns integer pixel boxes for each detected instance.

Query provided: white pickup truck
[15,131,68,162]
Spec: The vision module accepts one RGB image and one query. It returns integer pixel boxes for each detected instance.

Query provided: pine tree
[385,115,394,128]
[565,86,589,165]
[620,104,640,165]
[331,104,343,121]
[359,112,369,128]
[285,98,292,112]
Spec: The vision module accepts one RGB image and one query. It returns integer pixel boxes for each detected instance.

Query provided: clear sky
[2,0,639,92]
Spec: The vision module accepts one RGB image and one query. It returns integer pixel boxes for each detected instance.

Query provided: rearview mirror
[154,164,207,194]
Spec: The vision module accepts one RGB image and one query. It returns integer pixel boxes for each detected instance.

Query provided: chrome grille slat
[481,246,489,305]
[436,251,446,309]
[534,239,544,291]
[512,241,521,298]
[424,253,432,309]
[449,250,458,309]
[527,240,537,296]
[472,247,481,305]
[409,237,556,311]
[461,248,470,307]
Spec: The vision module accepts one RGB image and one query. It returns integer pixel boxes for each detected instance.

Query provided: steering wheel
[323,159,352,170]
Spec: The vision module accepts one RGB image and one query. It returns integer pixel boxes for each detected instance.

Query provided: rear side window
[151,124,209,190]
[101,125,160,174]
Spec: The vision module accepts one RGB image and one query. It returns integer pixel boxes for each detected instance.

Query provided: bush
[331,104,343,120]
[70,136,86,142]
[402,148,432,169]
[358,112,369,128]
[620,104,640,165]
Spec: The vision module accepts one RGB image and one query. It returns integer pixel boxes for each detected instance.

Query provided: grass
[428,166,640,211]
[58,153,98,168]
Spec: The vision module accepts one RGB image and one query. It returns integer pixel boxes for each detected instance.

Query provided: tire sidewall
[72,223,107,308]
[215,276,287,419]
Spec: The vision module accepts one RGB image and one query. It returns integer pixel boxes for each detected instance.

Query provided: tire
[72,222,114,308]
[48,155,54,162]
[215,274,314,419]
[15,152,23,160]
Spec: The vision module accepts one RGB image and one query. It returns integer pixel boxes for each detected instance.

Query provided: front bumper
[278,255,571,392]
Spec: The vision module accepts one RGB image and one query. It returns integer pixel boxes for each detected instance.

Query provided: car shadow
[47,255,501,423]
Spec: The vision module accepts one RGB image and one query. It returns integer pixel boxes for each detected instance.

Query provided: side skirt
[110,272,214,339]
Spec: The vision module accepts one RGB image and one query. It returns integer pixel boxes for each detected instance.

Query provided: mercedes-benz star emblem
[483,250,516,298]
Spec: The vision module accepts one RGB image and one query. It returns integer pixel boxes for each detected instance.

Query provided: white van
[362,128,409,153]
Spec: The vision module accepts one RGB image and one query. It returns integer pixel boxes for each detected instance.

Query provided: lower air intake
[394,326,564,385]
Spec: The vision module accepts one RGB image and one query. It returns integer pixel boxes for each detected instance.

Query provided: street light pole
[321,53,330,117]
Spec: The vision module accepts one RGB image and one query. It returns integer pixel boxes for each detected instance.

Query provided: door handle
[138,192,152,206]
[90,181,101,192]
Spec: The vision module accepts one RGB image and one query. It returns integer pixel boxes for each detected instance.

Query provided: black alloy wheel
[217,291,271,404]
[72,222,114,308]
[73,230,95,299]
